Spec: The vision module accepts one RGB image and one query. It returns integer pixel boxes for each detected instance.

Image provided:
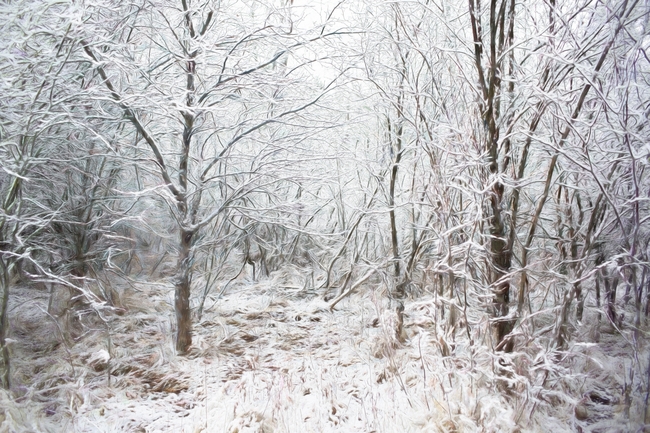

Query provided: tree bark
[388,115,403,289]
[175,228,194,354]
[0,257,10,389]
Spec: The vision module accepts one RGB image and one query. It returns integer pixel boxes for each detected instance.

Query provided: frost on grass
[2,269,648,432]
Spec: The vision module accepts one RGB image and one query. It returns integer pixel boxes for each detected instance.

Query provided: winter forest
[1,0,649,431]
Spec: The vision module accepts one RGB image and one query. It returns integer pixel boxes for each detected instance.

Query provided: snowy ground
[1,269,647,432]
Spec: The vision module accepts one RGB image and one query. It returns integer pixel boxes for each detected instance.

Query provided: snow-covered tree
[77,0,345,353]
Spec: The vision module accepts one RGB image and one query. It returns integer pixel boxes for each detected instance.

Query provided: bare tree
[78,0,344,354]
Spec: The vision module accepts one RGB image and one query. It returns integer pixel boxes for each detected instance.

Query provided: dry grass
[1,270,648,432]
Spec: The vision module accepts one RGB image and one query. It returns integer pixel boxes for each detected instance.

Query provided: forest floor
[1,267,648,432]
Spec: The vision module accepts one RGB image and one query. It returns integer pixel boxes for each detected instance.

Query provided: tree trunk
[0,257,10,389]
[554,283,577,349]
[388,114,403,293]
[489,179,513,351]
[468,0,516,352]
[605,271,619,325]
[175,228,194,354]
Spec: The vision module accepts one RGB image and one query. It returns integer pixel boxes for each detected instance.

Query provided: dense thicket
[1,0,649,429]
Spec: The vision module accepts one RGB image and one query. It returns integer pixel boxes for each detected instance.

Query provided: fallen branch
[329,268,377,310]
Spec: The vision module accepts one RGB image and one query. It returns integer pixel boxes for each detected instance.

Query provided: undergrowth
[1,267,648,432]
